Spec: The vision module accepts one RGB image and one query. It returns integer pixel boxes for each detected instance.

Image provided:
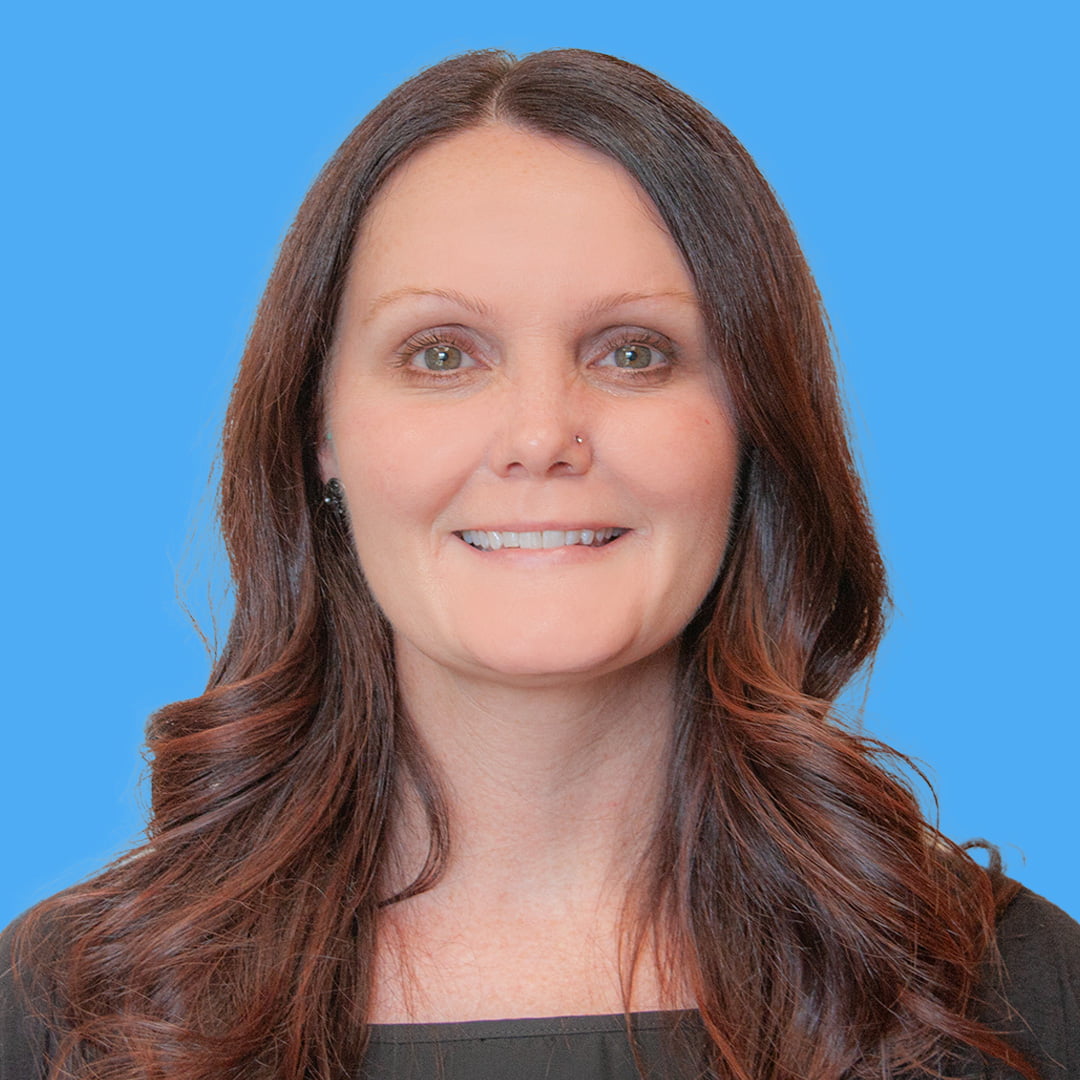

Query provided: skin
[320,123,739,1021]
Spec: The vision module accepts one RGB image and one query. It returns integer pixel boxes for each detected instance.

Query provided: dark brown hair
[15,48,1034,1079]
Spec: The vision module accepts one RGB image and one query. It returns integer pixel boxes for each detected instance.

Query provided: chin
[454,629,654,685]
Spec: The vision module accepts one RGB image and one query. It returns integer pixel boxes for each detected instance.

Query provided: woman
[3,48,1077,1080]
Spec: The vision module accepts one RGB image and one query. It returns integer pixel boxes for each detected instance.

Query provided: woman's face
[321,124,739,686]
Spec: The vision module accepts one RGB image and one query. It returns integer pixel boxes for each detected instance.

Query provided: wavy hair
[15,48,1035,1079]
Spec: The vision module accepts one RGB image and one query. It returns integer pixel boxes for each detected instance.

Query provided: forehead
[343,124,697,325]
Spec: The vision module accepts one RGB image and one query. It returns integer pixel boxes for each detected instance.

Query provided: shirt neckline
[367,1009,700,1044]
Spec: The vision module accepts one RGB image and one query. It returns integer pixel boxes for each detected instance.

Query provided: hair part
[15,48,1035,1079]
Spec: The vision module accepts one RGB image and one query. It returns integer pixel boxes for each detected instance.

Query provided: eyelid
[393,324,679,372]
[591,327,678,368]
[395,326,483,370]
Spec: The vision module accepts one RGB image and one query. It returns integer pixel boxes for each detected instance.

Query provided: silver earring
[322,478,347,517]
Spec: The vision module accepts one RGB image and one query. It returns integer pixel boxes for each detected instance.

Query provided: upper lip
[454,524,629,533]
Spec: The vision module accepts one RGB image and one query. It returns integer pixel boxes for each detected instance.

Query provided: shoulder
[981,884,1080,1078]
[0,910,54,1080]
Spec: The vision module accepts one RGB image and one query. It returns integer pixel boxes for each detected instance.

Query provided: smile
[457,528,629,551]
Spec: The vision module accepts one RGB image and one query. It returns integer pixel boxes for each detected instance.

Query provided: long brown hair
[16,48,1034,1079]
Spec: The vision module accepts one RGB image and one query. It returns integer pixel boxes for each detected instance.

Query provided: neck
[386,642,679,904]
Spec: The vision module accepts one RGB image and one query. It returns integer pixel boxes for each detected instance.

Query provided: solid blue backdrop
[3,0,1076,927]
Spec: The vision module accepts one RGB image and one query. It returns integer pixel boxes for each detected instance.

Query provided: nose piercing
[575,434,585,444]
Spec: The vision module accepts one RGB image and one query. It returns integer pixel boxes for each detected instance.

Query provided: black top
[3,886,1078,1079]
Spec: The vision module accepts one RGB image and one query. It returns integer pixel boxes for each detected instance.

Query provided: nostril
[492,421,593,478]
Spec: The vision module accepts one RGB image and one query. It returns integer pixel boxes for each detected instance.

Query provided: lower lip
[455,532,631,562]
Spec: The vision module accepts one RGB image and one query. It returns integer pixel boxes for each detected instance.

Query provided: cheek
[334,401,480,528]
[624,402,739,530]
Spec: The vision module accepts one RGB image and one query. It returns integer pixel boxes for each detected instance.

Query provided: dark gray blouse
[4,887,1078,1079]
[363,1010,704,1079]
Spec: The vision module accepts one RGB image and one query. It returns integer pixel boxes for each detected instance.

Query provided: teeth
[459,528,628,551]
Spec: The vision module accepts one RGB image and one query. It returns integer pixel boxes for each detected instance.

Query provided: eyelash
[392,327,678,381]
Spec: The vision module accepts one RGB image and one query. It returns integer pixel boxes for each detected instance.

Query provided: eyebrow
[362,287,491,323]
[360,286,700,325]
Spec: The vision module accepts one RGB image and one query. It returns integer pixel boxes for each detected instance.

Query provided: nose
[489,362,593,478]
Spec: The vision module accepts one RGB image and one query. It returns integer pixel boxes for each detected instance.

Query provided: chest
[367,907,680,1024]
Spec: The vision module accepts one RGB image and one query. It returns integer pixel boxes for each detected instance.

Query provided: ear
[318,430,339,483]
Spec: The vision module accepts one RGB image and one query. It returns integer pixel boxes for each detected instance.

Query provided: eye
[594,331,675,372]
[609,343,658,370]
[395,329,482,376]
[418,344,468,371]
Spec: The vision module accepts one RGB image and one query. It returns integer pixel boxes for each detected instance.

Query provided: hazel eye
[420,344,465,371]
[613,344,656,369]
[596,340,669,370]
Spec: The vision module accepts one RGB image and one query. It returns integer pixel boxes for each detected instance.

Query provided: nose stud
[575,434,585,445]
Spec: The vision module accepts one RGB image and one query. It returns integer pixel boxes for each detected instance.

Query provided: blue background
[3,0,1076,926]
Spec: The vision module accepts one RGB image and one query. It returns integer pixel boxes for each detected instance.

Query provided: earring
[322,477,347,517]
